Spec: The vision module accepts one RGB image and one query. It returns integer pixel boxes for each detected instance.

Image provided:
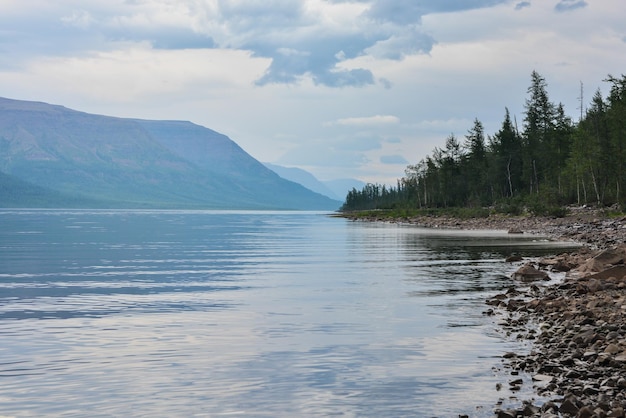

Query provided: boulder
[505,255,523,262]
[592,244,626,265]
[584,265,626,281]
[512,263,550,282]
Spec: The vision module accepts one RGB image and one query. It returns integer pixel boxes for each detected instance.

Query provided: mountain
[0,97,341,210]
[263,163,366,202]
[263,163,341,200]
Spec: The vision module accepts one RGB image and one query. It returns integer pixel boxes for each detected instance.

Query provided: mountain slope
[263,163,341,200]
[0,97,340,210]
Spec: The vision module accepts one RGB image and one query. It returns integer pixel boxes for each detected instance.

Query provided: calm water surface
[0,210,577,417]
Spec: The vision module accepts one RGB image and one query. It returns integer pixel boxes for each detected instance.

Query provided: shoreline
[340,208,626,417]
[338,207,626,250]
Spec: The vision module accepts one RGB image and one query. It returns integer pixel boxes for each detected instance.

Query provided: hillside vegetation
[342,72,626,216]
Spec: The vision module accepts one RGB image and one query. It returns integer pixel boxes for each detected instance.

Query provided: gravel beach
[342,208,626,417]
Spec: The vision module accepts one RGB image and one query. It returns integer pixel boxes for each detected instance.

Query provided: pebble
[485,242,626,417]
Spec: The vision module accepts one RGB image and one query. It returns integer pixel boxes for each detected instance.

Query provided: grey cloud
[217,1,304,34]
[1,0,515,88]
[0,14,106,69]
[250,31,379,87]
[312,69,374,88]
[379,78,393,89]
[380,155,409,165]
[367,0,510,24]
[554,0,588,12]
[515,2,531,10]
[365,29,435,60]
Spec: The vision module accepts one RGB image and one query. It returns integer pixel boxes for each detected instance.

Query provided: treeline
[342,71,626,215]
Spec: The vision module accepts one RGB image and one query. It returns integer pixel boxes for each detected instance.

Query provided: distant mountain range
[263,163,365,201]
[0,97,341,210]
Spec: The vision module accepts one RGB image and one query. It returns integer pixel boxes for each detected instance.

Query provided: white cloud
[334,115,400,126]
[61,10,94,29]
[0,45,269,102]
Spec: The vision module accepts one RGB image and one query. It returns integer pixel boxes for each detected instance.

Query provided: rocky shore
[487,244,626,418]
[341,206,626,250]
[342,208,626,417]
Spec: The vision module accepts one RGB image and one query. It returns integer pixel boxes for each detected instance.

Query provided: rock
[512,263,550,282]
[614,352,626,363]
[505,255,523,262]
[559,398,580,415]
[496,409,516,418]
[552,260,572,272]
[576,258,608,275]
[585,265,626,281]
[605,343,621,354]
[592,245,626,265]
[521,403,540,416]
[577,406,595,418]
[532,374,554,387]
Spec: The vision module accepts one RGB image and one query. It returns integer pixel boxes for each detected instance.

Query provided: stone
[512,263,550,282]
[559,398,580,415]
[552,260,572,272]
[577,406,595,418]
[532,374,554,387]
[496,409,517,418]
[605,343,621,354]
[586,265,626,281]
[592,246,626,265]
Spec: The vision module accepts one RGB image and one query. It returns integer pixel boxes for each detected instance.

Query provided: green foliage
[341,71,626,216]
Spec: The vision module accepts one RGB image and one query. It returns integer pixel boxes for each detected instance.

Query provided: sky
[1,0,625,185]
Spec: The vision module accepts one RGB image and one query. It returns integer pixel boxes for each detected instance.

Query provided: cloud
[413,118,473,131]
[380,155,409,165]
[366,0,510,24]
[554,0,588,12]
[0,0,510,88]
[61,10,94,29]
[515,2,531,10]
[364,29,435,60]
[334,115,400,126]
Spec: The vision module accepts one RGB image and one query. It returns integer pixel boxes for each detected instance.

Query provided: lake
[0,210,576,417]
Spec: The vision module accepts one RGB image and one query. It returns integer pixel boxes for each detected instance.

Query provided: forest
[341,71,626,216]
